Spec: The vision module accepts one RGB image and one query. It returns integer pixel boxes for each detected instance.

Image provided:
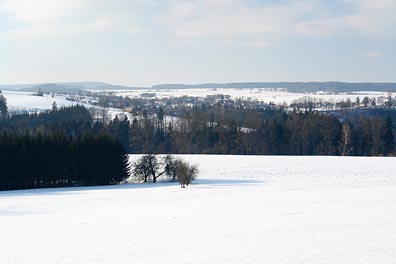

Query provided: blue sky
[0,0,395,86]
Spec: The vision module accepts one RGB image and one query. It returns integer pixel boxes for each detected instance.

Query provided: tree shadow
[194,178,262,187]
[0,210,49,217]
[0,178,263,198]
[0,181,180,198]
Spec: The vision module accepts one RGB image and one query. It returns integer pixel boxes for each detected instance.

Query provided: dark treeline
[121,107,395,156]
[0,132,130,191]
[1,105,395,158]
[0,105,93,136]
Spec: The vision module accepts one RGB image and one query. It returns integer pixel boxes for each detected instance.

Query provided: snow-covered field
[1,155,396,264]
[1,91,134,121]
[116,88,394,105]
[118,88,305,104]
[1,91,81,112]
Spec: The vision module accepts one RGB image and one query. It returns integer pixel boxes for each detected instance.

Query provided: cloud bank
[1,0,395,44]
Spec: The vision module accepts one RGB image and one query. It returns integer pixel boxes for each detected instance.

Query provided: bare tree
[339,122,353,156]
[132,155,152,183]
[164,155,198,188]
[176,161,198,188]
[132,154,167,183]
[131,154,200,187]
[371,117,385,156]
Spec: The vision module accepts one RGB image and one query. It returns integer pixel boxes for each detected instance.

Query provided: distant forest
[0,105,395,157]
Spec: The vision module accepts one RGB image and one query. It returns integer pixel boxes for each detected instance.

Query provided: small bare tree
[176,161,198,188]
[164,155,198,188]
[339,122,353,156]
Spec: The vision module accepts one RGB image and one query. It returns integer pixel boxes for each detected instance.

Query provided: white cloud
[294,18,344,37]
[243,40,273,49]
[365,51,383,59]
[164,0,316,47]
[296,0,396,38]
[2,0,395,44]
[346,0,396,10]
[164,0,396,47]
[0,0,150,38]
[0,0,85,22]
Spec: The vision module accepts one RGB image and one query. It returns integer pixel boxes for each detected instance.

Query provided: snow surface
[116,88,395,105]
[1,91,135,122]
[1,91,81,112]
[1,155,396,264]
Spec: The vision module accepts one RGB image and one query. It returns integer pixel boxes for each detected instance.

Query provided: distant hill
[0,82,139,93]
[58,82,140,91]
[23,83,83,94]
[0,84,37,90]
[152,83,225,89]
[2,81,396,94]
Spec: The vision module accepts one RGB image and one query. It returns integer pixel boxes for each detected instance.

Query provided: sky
[0,0,395,87]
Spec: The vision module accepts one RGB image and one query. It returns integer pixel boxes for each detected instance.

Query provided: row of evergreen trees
[0,132,130,191]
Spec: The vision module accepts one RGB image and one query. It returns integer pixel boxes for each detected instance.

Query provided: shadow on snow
[0,178,263,198]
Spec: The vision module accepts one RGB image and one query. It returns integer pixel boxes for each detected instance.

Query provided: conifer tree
[0,94,7,116]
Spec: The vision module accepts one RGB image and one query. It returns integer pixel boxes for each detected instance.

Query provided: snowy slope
[1,91,132,120]
[2,91,79,112]
[1,155,396,264]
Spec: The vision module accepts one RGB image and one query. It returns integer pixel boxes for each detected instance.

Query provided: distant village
[87,90,396,118]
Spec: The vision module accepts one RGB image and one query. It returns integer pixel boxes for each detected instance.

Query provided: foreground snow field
[1,155,396,264]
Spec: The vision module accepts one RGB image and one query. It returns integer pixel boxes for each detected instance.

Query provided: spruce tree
[0,94,7,116]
